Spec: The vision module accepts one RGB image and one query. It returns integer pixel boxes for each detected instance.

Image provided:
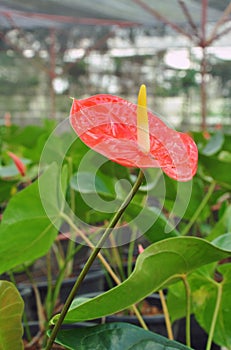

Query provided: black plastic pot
[19,269,105,322]
[23,320,98,341]
[106,294,168,337]
[175,316,220,350]
[19,287,35,322]
[59,269,105,302]
[80,291,178,338]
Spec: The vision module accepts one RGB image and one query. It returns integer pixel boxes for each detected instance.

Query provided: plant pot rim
[18,269,105,289]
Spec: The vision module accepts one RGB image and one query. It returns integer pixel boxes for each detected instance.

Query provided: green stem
[109,235,126,281]
[182,275,191,348]
[49,243,88,317]
[181,180,216,236]
[52,240,65,270]
[127,227,136,277]
[206,283,222,350]
[60,215,149,330]
[45,250,53,319]
[131,304,148,330]
[159,289,174,340]
[45,170,144,350]
[66,156,77,276]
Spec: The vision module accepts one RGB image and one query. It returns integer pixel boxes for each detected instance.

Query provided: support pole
[200,0,208,131]
[49,28,56,118]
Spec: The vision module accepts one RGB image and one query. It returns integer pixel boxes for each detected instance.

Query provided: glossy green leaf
[201,131,224,156]
[166,279,187,322]
[192,263,231,348]
[168,261,231,348]
[51,237,231,324]
[51,323,190,350]
[167,263,218,323]
[212,233,231,251]
[0,281,24,350]
[0,163,64,274]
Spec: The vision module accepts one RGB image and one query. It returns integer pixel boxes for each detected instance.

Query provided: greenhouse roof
[0,0,230,29]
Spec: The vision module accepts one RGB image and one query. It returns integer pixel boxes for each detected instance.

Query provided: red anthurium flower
[7,151,26,177]
[70,85,198,181]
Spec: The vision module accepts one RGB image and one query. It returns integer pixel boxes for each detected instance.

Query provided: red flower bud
[7,152,26,177]
[203,131,210,140]
[138,244,145,254]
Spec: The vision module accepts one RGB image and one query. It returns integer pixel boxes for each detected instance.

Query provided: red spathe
[70,94,198,182]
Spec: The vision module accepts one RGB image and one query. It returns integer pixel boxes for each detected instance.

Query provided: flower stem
[65,157,76,276]
[181,180,216,236]
[206,283,222,350]
[60,212,148,330]
[159,289,174,340]
[45,170,144,349]
[182,275,191,348]
[127,227,136,277]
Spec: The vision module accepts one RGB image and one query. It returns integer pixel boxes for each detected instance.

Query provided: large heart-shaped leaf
[51,323,190,350]
[193,263,231,348]
[0,281,24,350]
[212,233,231,251]
[51,237,231,324]
[168,261,231,348]
[0,163,64,274]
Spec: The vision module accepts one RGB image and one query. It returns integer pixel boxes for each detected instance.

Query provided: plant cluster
[0,88,230,350]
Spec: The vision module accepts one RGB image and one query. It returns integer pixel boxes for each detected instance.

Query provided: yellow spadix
[137,84,150,153]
